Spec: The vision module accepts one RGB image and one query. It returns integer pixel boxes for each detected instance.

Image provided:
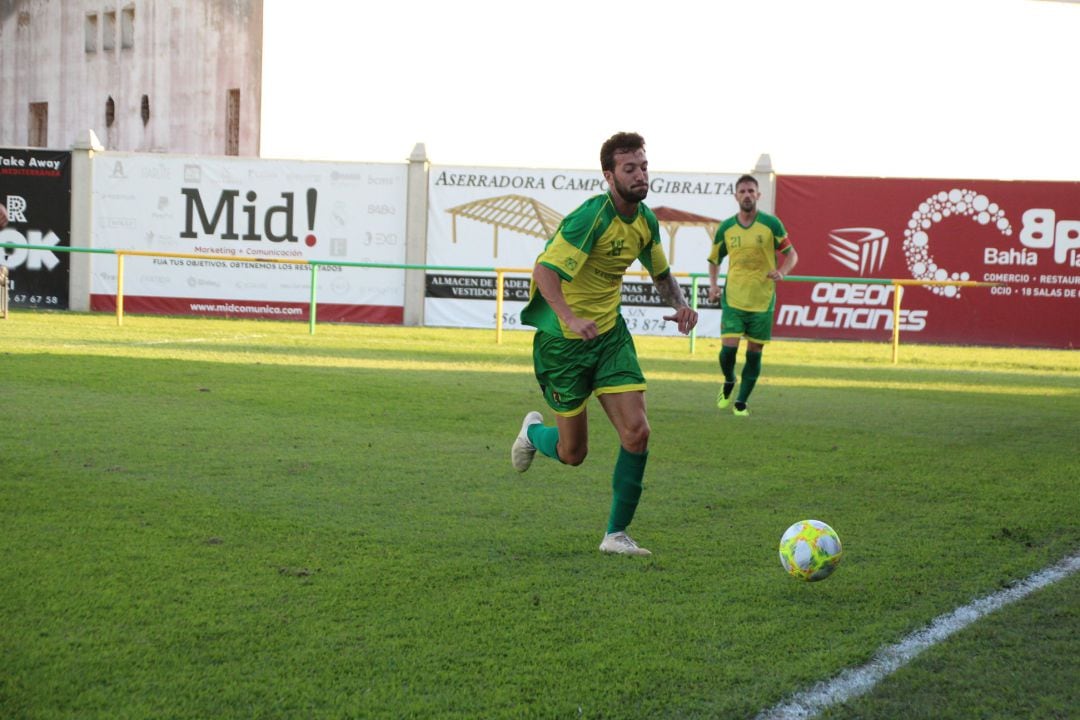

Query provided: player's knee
[560,445,588,466]
[561,451,587,468]
[621,421,650,454]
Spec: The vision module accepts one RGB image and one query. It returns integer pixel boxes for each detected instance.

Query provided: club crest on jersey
[608,239,625,257]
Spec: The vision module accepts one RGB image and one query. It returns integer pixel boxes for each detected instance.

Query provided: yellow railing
[1,243,1001,363]
[491,269,999,363]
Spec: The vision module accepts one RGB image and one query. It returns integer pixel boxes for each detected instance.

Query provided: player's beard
[613,177,648,205]
[740,196,757,213]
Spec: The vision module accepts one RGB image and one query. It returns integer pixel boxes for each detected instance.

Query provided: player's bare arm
[707,262,721,302]
[654,272,698,335]
[533,263,599,339]
[768,245,799,281]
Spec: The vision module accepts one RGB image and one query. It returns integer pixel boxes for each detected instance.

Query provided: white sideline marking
[135,334,266,345]
[756,551,1080,720]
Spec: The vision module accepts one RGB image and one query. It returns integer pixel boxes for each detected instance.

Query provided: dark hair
[600,132,645,172]
[736,174,758,188]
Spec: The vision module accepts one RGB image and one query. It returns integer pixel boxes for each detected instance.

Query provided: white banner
[91,154,407,322]
[426,165,742,336]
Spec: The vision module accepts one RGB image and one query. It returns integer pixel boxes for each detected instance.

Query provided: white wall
[0,0,262,156]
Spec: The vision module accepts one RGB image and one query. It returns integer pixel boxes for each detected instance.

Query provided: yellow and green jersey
[522,193,671,339]
[708,211,792,312]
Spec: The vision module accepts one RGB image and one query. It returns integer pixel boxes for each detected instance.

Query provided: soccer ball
[778,519,843,581]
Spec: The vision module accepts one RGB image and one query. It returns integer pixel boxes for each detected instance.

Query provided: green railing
[1,243,1001,363]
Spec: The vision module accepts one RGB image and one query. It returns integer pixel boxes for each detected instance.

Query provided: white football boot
[599,531,652,556]
[511,411,544,473]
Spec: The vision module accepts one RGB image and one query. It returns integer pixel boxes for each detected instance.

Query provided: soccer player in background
[707,174,798,416]
[510,132,698,557]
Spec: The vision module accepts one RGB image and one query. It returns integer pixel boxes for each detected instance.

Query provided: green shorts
[720,300,775,344]
[532,315,646,416]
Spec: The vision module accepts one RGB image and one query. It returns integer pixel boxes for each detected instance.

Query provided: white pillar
[403,142,429,326]
[69,129,104,312]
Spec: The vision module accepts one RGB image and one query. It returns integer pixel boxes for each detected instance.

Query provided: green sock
[737,350,762,403]
[527,423,562,461]
[607,447,648,534]
[719,345,738,382]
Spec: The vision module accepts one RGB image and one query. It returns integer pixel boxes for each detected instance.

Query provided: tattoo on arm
[655,274,688,309]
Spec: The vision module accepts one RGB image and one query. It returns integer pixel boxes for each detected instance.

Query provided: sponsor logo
[0,192,66,273]
[828,188,1017,301]
[1019,208,1080,267]
[5,195,28,223]
[902,188,1013,299]
[179,187,319,246]
[778,281,928,332]
[0,226,62,271]
[140,164,171,180]
[330,170,365,182]
[828,227,888,275]
[1,154,61,171]
[100,216,137,229]
[829,188,1078,301]
[434,171,550,190]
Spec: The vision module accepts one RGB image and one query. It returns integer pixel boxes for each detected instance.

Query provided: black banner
[426,274,532,301]
[425,273,705,308]
[1,148,72,309]
[620,281,703,308]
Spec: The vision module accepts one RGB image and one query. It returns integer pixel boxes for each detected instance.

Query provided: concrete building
[0,0,262,155]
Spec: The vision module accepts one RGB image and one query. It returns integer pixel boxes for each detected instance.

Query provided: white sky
[260,0,1080,181]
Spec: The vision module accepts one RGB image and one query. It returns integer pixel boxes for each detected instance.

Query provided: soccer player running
[707,174,798,416]
[510,132,698,557]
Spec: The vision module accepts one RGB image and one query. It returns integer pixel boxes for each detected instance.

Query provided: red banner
[90,294,403,324]
[774,176,1080,349]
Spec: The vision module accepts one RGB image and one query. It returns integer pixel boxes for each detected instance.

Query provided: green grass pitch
[1,312,1077,719]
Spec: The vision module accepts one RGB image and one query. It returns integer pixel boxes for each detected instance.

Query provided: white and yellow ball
[779,519,843,581]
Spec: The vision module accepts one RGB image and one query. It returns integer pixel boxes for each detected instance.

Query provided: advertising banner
[91,154,407,322]
[775,176,1080,349]
[426,165,743,336]
[0,149,72,309]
